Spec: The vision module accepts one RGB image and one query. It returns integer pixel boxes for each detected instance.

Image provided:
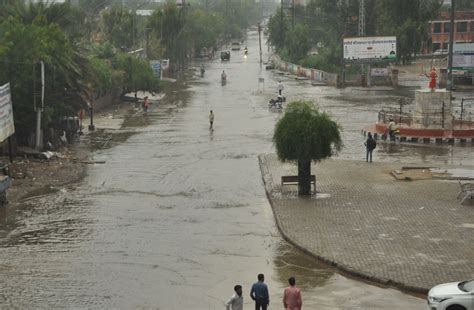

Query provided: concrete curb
[257,155,429,296]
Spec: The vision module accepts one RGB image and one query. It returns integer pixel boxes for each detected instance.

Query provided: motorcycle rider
[387,119,397,140]
[200,64,205,76]
[244,46,248,56]
[221,70,227,81]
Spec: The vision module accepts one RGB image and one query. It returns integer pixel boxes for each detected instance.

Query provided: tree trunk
[297,159,311,196]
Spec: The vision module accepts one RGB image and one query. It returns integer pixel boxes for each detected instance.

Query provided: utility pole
[358,0,368,87]
[447,0,455,90]
[258,22,263,67]
[34,61,45,151]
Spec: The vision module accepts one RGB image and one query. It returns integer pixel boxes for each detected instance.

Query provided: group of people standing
[226,274,302,310]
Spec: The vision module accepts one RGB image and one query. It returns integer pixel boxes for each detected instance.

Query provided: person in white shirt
[226,285,243,310]
[277,81,284,96]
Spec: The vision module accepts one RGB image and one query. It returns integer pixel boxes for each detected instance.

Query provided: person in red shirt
[283,277,302,310]
[428,66,437,91]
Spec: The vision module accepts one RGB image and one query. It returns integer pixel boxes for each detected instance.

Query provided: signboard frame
[453,43,474,71]
[0,83,15,143]
[343,36,397,64]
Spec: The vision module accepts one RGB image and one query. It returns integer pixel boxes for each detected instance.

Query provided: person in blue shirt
[250,273,269,310]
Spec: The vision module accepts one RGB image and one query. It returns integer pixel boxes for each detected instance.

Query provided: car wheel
[447,305,466,310]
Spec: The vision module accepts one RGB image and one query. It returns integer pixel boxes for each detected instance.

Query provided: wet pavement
[260,154,474,293]
[1,29,465,309]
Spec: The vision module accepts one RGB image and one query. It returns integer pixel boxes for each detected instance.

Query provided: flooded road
[0,30,454,309]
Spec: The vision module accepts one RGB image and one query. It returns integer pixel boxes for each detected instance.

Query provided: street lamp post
[88,99,95,131]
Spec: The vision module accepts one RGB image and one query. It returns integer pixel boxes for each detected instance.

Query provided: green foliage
[268,0,441,69]
[0,16,85,132]
[113,53,159,93]
[273,101,342,163]
[148,4,185,63]
[89,57,114,93]
[285,24,310,63]
[101,6,135,49]
[186,9,224,52]
[376,0,441,64]
[267,11,289,51]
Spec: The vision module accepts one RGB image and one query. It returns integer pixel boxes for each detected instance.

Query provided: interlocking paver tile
[259,154,474,292]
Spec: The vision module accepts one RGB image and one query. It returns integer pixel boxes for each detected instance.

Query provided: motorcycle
[268,95,286,110]
[388,129,400,141]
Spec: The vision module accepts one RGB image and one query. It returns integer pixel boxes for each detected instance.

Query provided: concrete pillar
[391,69,398,88]
[439,68,447,89]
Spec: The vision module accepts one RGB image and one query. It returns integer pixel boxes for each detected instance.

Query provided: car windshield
[459,280,474,292]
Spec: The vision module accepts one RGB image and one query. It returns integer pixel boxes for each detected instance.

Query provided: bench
[457,181,474,205]
[281,175,316,193]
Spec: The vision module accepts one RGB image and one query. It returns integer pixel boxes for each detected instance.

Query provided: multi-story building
[429,10,474,52]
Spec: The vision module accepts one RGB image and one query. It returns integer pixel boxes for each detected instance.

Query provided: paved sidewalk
[259,154,474,293]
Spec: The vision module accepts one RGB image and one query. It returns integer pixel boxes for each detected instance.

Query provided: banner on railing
[0,83,15,143]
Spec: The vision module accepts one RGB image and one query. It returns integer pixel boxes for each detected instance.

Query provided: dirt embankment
[3,100,138,205]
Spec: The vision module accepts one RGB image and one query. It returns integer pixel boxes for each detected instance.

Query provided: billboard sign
[343,36,397,63]
[453,43,474,71]
[0,83,15,143]
[371,68,389,76]
[150,60,161,79]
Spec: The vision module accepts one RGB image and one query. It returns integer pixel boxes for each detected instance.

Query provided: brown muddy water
[1,29,466,309]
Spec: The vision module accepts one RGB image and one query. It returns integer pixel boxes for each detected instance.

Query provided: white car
[433,49,448,56]
[427,279,474,310]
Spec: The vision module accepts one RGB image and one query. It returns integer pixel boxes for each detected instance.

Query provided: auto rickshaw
[220,50,230,61]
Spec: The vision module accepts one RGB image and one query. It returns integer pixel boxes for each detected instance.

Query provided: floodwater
[2,29,467,309]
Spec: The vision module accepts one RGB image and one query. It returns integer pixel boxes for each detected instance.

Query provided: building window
[433,42,441,52]
[444,23,451,33]
[433,23,442,33]
[456,22,468,33]
[442,42,449,49]
[471,21,474,32]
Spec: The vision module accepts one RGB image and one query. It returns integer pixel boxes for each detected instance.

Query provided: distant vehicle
[221,50,230,61]
[231,42,241,51]
[433,49,448,56]
[427,279,474,310]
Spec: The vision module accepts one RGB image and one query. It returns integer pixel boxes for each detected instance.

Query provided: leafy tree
[148,4,186,68]
[186,9,224,53]
[273,101,342,196]
[113,53,159,93]
[0,17,87,139]
[267,10,289,51]
[285,23,310,63]
[101,6,135,49]
[375,0,441,64]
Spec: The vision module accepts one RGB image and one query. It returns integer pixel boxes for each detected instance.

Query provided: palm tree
[273,101,342,195]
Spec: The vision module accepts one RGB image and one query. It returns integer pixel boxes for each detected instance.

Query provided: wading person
[226,285,243,310]
[142,96,149,113]
[277,80,284,96]
[364,133,377,163]
[250,273,269,310]
[209,110,214,130]
[283,277,302,310]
